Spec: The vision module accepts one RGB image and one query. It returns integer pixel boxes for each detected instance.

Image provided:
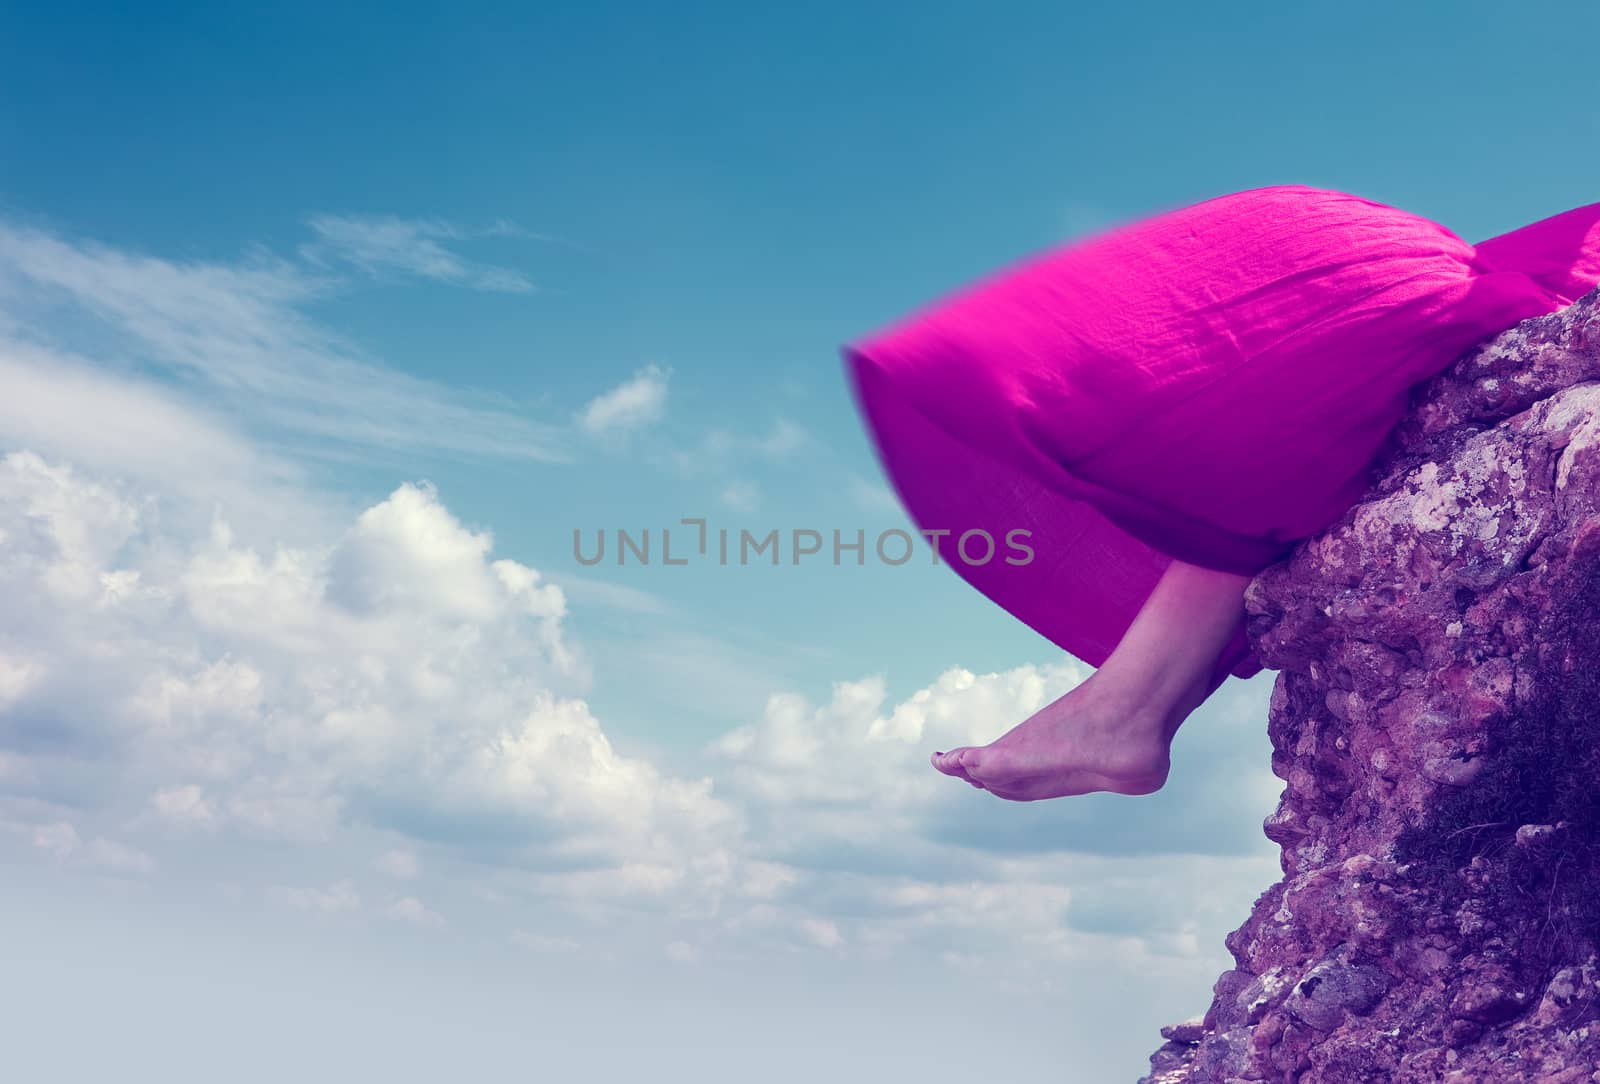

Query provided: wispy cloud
[719,480,760,511]
[668,418,811,476]
[0,223,569,462]
[0,339,303,507]
[848,474,901,514]
[302,215,537,294]
[577,364,669,438]
[547,572,672,616]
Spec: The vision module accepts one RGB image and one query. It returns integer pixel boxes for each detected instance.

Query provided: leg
[930,557,1252,800]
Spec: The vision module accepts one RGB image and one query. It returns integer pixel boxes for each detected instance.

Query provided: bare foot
[930,668,1205,801]
[929,557,1250,802]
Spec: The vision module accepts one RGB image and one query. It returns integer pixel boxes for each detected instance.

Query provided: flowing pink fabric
[843,184,1600,700]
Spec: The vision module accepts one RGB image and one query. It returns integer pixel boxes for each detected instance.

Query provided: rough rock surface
[1141,286,1600,1083]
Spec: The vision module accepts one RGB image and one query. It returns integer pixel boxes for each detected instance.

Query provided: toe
[932,748,973,780]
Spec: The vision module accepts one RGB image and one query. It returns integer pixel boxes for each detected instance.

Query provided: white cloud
[0,652,45,712]
[669,418,811,476]
[0,223,567,462]
[695,658,1281,970]
[0,411,1284,987]
[798,916,844,949]
[546,573,671,617]
[754,419,807,458]
[719,480,760,512]
[848,475,900,515]
[376,848,420,879]
[303,215,536,294]
[0,311,1282,986]
[149,784,218,829]
[0,342,301,506]
[709,662,1279,860]
[8,817,156,876]
[709,664,1085,811]
[387,896,445,927]
[577,365,669,437]
[0,448,737,883]
[328,480,567,629]
[653,417,813,514]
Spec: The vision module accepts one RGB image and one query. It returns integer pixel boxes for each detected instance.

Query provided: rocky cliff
[1142,286,1600,1083]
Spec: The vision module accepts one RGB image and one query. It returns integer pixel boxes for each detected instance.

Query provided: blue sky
[0,3,1596,1080]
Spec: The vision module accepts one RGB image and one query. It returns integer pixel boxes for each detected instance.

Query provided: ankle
[1091,641,1195,697]
[1086,651,1215,741]
[1079,666,1168,738]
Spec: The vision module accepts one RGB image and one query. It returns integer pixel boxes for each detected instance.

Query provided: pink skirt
[843,184,1600,699]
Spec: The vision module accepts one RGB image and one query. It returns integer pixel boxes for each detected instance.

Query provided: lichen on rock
[1141,286,1600,1083]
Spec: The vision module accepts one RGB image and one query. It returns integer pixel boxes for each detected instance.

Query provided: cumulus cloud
[0,424,1280,975]
[0,449,738,890]
[0,273,1282,982]
[711,664,1088,816]
[327,481,567,628]
[701,661,1282,969]
[711,664,1280,861]
[577,365,669,437]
